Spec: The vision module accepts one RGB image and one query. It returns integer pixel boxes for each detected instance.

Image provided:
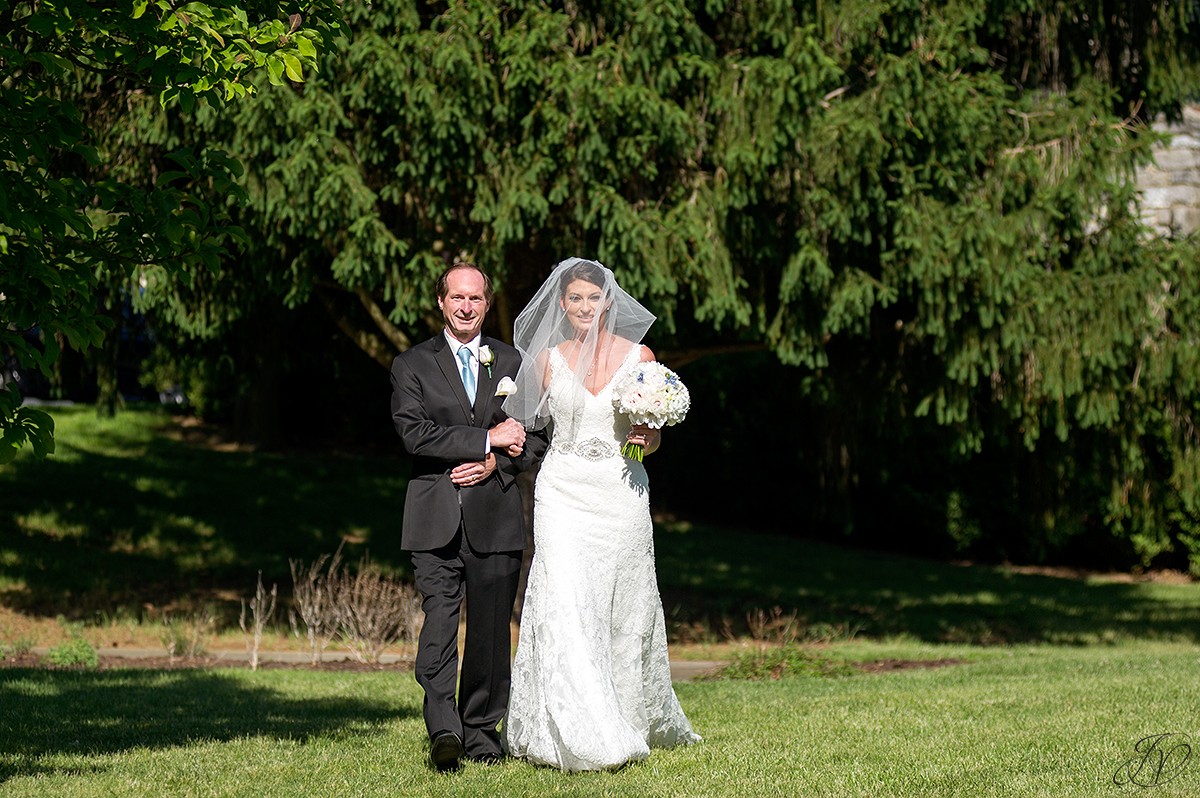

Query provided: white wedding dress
[502,345,701,771]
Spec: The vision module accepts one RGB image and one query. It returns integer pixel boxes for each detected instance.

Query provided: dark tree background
[7,0,1200,573]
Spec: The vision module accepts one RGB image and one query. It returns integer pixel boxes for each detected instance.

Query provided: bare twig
[239,571,278,672]
[332,553,423,664]
[289,543,345,665]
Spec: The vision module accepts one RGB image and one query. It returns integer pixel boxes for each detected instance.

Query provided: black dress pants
[411,527,521,758]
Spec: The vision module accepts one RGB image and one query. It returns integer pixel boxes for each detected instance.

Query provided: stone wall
[1137,104,1200,236]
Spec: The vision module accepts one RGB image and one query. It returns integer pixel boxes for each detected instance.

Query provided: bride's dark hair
[559,260,606,296]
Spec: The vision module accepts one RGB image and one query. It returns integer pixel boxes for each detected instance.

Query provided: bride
[501,257,700,771]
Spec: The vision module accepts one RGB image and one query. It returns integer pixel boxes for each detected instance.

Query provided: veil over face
[504,258,656,431]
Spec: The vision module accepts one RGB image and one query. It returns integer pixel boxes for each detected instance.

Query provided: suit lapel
[473,338,498,420]
[434,334,475,423]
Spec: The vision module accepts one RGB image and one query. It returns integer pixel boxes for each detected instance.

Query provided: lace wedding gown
[502,345,700,771]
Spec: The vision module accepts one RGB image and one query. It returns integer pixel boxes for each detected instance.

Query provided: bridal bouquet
[612,361,690,462]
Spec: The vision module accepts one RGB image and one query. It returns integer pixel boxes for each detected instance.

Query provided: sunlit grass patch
[14,511,89,540]
[2,645,1197,797]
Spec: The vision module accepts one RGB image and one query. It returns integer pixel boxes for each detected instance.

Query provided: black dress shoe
[469,752,503,765]
[429,731,465,772]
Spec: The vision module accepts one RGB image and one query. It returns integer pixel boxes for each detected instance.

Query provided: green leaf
[280,51,303,83]
[296,36,317,61]
[22,408,56,458]
[266,57,285,86]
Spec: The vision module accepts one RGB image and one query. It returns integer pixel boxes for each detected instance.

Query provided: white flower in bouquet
[612,361,690,461]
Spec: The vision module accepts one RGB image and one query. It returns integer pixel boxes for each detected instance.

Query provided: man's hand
[451,452,497,487]
[489,418,526,454]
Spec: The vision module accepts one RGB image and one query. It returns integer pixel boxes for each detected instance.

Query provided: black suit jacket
[390,334,540,552]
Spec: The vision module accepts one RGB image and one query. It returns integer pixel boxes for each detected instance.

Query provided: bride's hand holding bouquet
[612,360,690,462]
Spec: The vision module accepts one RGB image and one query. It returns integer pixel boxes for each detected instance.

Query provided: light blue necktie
[458,345,476,403]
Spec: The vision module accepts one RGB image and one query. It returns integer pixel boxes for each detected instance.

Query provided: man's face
[438,268,490,342]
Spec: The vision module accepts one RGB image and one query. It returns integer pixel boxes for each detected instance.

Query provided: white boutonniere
[495,376,517,397]
[479,345,495,378]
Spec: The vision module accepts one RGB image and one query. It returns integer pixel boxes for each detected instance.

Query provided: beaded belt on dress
[549,438,620,461]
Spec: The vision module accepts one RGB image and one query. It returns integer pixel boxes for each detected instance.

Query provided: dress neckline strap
[550,342,641,398]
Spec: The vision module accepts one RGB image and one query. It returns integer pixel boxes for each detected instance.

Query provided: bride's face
[561,279,605,335]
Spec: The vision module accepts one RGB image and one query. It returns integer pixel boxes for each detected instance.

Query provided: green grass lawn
[656,521,1200,646]
[0,406,411,618]
[1,643,1198,797]
[4,406,1199,648]
[2,406,1200,795]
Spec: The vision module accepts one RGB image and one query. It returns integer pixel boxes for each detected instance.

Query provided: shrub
[331,555,422,664]
[45,638,99,669]
[716,607,855,681]
[289,547,344,665]
[290,548,423,665]
[160,606,216,658]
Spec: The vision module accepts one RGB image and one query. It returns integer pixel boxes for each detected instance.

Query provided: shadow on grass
[655,523,1200,645]
[0,667,416,782]
[0,408,411,617]
[6,408,1199,647]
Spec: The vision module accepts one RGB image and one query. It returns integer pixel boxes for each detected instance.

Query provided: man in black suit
[390,262,541,771]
